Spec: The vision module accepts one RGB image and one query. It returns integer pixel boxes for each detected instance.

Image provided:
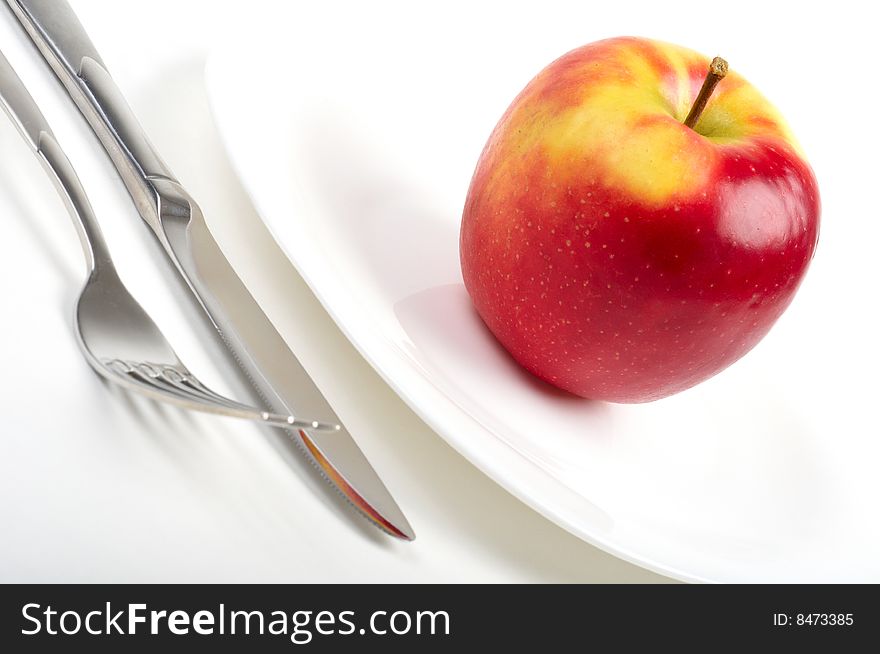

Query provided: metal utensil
[0,49,339,432]
[7,0,414,539]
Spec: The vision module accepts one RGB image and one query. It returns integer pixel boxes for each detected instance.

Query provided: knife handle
[7,0,178,232]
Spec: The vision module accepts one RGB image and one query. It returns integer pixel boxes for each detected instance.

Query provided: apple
[460,37,820,403]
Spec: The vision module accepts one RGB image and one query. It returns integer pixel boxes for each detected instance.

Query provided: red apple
[460,37,820,402]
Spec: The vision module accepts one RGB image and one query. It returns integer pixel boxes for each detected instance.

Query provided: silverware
[7,0,414,539]
[0,49,339,433]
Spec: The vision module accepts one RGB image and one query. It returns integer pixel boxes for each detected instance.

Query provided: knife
[7,0,414,540]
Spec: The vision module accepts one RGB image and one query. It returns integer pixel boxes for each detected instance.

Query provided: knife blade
[7,0,414,540]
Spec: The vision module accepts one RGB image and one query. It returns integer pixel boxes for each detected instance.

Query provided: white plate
[206,1,880,582]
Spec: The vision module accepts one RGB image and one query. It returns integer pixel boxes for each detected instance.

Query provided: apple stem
[683,56,729,130]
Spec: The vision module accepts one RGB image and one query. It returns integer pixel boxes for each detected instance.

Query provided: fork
[0,51,339,433]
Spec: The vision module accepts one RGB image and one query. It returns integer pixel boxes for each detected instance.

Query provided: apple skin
[460,37,820,403]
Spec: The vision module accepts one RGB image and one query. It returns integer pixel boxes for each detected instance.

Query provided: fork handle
[7,0,178,233]
[0,49,111,273]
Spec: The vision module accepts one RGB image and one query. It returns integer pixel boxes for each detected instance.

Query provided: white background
[1,0,876,583]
